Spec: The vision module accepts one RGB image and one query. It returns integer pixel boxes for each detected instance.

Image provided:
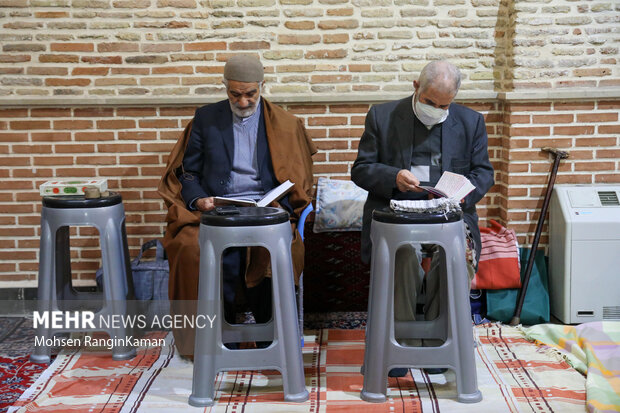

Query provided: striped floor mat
[10,323,587,412]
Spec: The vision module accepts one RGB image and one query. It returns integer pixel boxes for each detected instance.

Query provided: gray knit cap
[224,55,264,82]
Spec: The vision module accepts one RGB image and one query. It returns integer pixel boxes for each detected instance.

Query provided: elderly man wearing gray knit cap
[158,54,316,356]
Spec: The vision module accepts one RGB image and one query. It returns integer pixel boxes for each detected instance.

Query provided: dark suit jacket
[351,96,495,265]
[179,99,292,213]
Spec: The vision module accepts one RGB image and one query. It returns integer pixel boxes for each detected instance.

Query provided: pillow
[313,178,368,233]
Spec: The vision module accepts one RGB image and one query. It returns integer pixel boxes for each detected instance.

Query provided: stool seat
[372,208,462,224]
[190,206,308,407]
[361,211,482,404]
[42,192,122,209]
[201,206,289,227]
[31,191,136,364]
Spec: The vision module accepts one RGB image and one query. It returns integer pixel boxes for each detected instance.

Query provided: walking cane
[509,147,569,326]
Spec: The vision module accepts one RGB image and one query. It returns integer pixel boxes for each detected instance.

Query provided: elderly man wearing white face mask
[352,60,494,377]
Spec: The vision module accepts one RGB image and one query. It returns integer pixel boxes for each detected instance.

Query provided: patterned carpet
[9,322,588,412]
[0,318,46,413]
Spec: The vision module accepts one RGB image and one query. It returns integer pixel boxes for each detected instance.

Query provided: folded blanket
[522,322,620,413]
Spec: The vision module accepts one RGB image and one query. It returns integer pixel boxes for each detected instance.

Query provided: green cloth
[522,322,620,413]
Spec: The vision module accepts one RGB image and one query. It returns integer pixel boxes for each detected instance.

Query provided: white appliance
[549,185,620,324]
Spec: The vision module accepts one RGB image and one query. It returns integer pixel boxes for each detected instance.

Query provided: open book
[417,171,475,201]
[213,180,294,207]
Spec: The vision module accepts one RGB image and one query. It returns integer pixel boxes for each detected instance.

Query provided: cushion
[313,178,367,233]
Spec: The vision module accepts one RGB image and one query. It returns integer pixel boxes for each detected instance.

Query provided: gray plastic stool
[30,193,136,364]
[361,208,482,404]
[189,207,308,407]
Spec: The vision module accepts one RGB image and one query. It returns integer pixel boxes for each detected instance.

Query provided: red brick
[139,143,174,152]
[82,56,123,64]
[97,143,137,152]
[30,108,71,117]
[51,43,94,52]
[555,174,593,184]
[118,131,158,140]
[278,35,321,45]
[314,140,348,150]
[598,101,620,110]
[229,41,270,50]
[599,125,620,134]
[532,114,573,124]
[530,138,573,148]
[286,105,327,115]
[112,67,149,75]
[33,156,73,165]
[72,67,110,76]
[98,167,139,176]
[74,131,114,141]
[160,107,197,116]
[595,174,620,183]
[74,108,114,117]
[576,113,617,122]
[98,42,139,52]
[120,155,160,164]
[508,126,550,137]
[0,109,28,117]
[117,107,158,116]
[96,120,135,129]
[152,66,194,74]
[328,128,364,138]
[53,120,93,130]
[329,104,369,114]
[311,74,352,83]
[3,157,30,166]
[313,164,349,173]
[351,115,365,125]
[55,144,95,153]
[596,149,620,158]
[0,132,27,142]
[10,120,50,130]
[328,152,357,162]
[348,64,371,72]
[31,132,71,142]
[138,119,178,128]
[506,102,551,112]
[575,137,616,146]
[554,101,595,111]
[13,168,53,178]
[285,21,315,30]
[323,34,349,43]
[574,161,615,171]
[553,125,595,135]
[39,54,79,63]
[35,11,68,18]
[56,167,96,177]
[76,155,116,165]
[184,42,226,51]
[308,116,347,126]
[0,180,35,190]
[28,67,68,75]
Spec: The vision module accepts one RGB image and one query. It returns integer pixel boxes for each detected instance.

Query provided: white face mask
[412,94,449,127]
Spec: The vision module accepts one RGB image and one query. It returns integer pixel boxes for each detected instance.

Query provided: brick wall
[0,0,619,285]
[0,0,618,96]
[1,98,618,285]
